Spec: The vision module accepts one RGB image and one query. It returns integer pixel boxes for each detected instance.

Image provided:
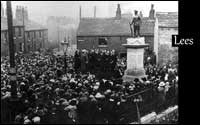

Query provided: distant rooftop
[1,17,47,31]
[77,16,155,37]
[1,17,23,31]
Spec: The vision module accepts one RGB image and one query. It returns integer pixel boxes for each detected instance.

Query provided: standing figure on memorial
[130,10,142,37]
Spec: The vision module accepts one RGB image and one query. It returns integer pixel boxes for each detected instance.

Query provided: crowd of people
[74,49,121,79]
[1,49,178,124]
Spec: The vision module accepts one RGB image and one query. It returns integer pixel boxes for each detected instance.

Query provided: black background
[179,0,200,124]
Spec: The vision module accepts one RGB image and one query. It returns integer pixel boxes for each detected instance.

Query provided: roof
[24,20,47,31]
[1,17,47,31]
[1,17,23,31]
[156,12,178,28]
[77,17,155,37]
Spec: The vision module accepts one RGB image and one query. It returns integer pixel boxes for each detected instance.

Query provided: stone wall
[158,27,178,65]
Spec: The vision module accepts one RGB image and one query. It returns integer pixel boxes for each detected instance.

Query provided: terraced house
[1,3,48,56]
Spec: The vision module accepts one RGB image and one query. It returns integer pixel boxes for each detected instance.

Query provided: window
[14,44,17,52]
[28,45,30,52]
[18,27,22,37]
[40,43,42,48]
[34,32,36,38]
[78,39,84,42]
[39,31,42,38]
[4,32,7,42]
[19,43,23,52]
[98,37,108,47]
[13,28,15,37]
[27,32,30,38]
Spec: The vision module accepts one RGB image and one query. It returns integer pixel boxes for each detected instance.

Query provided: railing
[118,84,178,124]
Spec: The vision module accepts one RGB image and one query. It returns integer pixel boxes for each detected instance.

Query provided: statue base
[123,68,147,82]
[122,37,149,82]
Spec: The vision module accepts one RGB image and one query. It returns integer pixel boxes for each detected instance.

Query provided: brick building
[1,3,48,56]
[77,4,155,57]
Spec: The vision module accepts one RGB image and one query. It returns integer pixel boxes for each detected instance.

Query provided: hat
[50,79,55,82]
[24,119,31,124]
[109,98,114,102]
[62,101,69,106]
[93,85,99,90]
[165,82,170,86]
[96,82,100,86]
[15,114,22,121]
[82,49,87,52]
[84,80,89,84]
[159,82,165,87]
[20,82,25,85]
[89,94,95,98]
[79,96,88,102]
[102,79,107,83]
[109,81,114,86]
[55,88,60,92]
[78,83,82,87]
[32,116,40,123]
[95,92,105,99]
[64,105,76,111]
[146,80,151,84]
[62,77,68,81]
[70,78,76,83]
[104,89,111,94]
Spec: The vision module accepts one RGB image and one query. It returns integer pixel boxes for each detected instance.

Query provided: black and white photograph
[1,1,180,124]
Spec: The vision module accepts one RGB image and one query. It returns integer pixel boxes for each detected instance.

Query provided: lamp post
[22,6,26,53]
[61,38,69,74]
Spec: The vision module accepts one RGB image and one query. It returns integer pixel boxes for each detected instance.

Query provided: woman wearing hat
[156,81,166,113]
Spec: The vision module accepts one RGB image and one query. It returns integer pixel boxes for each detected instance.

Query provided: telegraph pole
[6,1,17,99]
[57,19,60,52]
[22,7,26,53]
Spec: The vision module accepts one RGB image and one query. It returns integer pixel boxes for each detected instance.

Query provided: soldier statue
[130,10,142,37]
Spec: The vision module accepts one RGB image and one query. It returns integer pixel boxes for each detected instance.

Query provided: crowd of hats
[74,49,125,79]
[1,50,178,124]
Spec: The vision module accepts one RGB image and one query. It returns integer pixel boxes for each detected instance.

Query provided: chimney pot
[149,4,155,19]
[94,6,96,18]
[116,4,121,20]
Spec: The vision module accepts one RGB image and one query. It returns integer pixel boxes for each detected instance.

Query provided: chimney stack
[1,2,4,18]
[24,7,28,21]
[116,4,121,20]
[149,4,155,19]
[94,6,96,18]
[79,6,82,20]
[140,11,143,18]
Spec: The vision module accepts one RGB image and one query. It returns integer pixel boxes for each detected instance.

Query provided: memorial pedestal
[122,37,149,82]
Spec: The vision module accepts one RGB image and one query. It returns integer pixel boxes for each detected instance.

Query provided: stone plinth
[122,37,149,82]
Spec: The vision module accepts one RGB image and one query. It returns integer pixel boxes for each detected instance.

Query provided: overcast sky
[2,1,178,25]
